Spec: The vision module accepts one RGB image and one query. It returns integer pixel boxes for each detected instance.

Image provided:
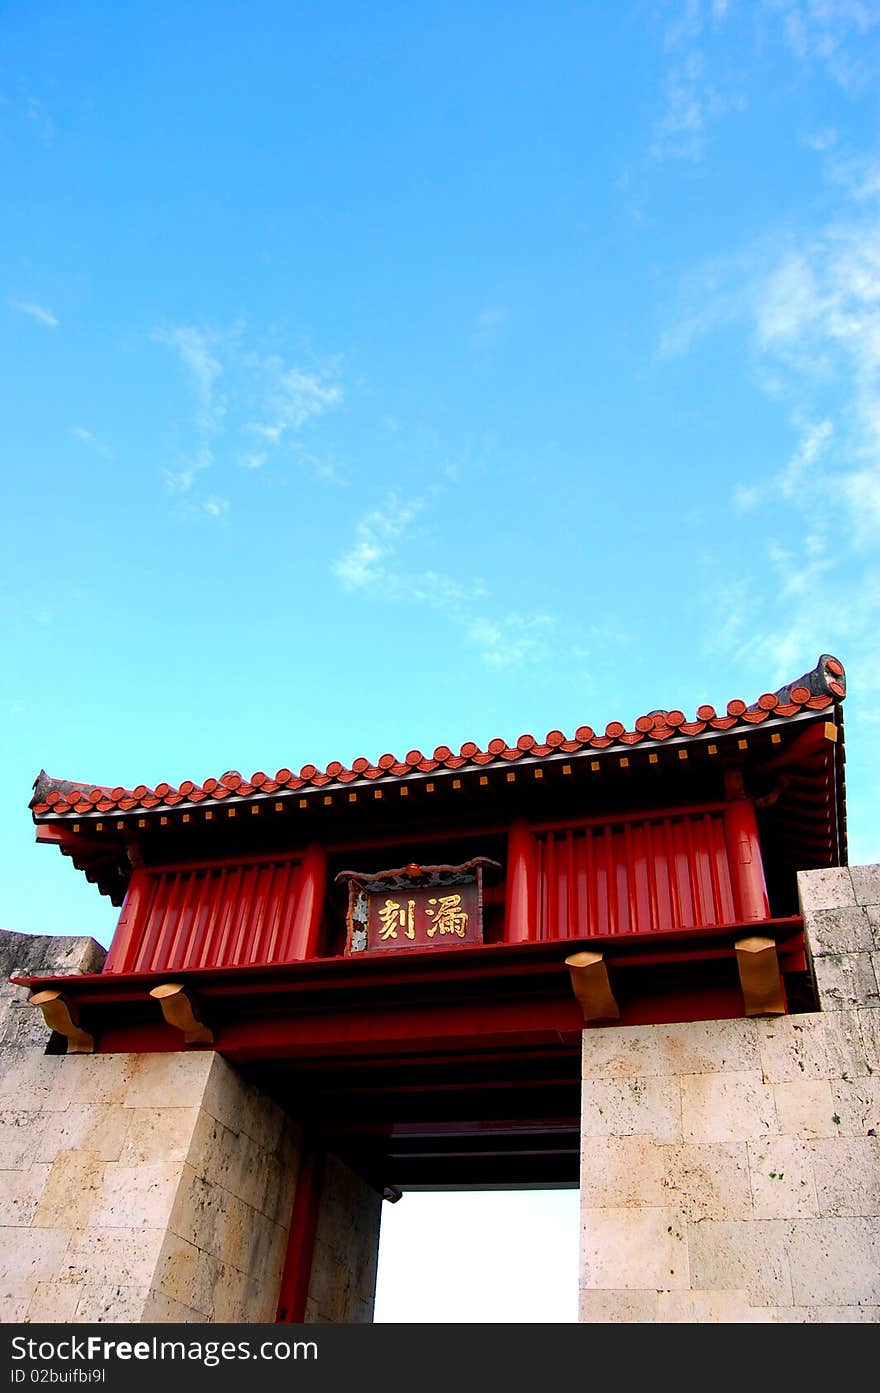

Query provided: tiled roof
[29,653,846,820]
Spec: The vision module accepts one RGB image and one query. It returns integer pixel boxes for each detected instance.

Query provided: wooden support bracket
[564,951,620,1023]
[28,990,94,1053]
[149,983,214,1044]
[734,936,786,1016]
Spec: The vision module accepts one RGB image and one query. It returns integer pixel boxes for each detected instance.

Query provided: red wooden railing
[103,846,327,973]
[102,803,769,973]
[533,809,737,940]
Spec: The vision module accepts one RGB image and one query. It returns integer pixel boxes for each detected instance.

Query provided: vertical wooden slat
[276,860,303,961]
[712,814,737,922]
[584,827,595,936]
[554,833,566,940]
[592,827,605,935]
[211,866,241,966]
[245,863,271,964]
[623,823,637,934]
[187,869,219,969]
[174,871,208,969]
[614,830,629,935]
[165,872,199,970]
[565,831,577,940]
[604,825,617,935]
[104,870,152,973]
[263,860,285,960]
[545,834,556,943]
[673,821,692,926]
[134,873,177,972]
[230,866,258,964]
[682,817,702,927]
[703,814,723,925]
[644,821,659,933]
[197,866,228,969]
[662,819,681,930]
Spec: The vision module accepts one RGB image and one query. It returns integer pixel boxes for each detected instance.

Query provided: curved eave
[31,700,847,906]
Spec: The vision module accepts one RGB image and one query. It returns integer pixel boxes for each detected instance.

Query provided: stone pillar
[0,929,383,1325]
[0,1042,299,1323]
[577,863,880,1323]
[303,1153,383,1323]
[798,865,880,1017]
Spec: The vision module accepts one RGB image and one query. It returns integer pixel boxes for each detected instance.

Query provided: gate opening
[374,1189,580,1323]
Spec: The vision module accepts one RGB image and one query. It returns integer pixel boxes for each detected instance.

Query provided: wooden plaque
[337,858,500,955]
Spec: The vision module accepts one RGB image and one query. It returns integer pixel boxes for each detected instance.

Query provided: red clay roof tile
[29,654,847,823]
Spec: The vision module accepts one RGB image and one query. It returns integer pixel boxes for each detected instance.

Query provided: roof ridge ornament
[767,653,846,709]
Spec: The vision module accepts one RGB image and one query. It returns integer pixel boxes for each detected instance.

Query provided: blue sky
[2,0,879,1321]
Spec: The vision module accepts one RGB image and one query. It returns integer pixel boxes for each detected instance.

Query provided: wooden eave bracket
[149,982,214,1044]
[564,951,620,1023]
[734,936,786,1016]
[28,989,94,1053]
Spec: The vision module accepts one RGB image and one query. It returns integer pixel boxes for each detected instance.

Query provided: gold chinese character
[377,897,416,940]
[425,893,468,938]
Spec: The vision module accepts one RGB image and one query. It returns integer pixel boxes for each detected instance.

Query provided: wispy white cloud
[333,494,555,668]
[843,465,880,547]
[152,323,345,507]
[242,359,343,476]
[663,170,880,552]
[779,418,835,497]
[12,300,58,328]
[776,0,880,93]
[153,324,225,495]
[202,495,229,518]
[669,165,880,779]
[153,325,224,430]
[410,572,488,609]
[802,127,838,152]
[71,426,112,458]
[650,0,878,162]
[736,417,836,513]
[649,1,746,161]
[333,494,425,591]
[651,49,746,162]
[467,614,556,668]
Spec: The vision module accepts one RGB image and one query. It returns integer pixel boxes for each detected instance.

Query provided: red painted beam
[724,796,771,922]
[504,819,537,943]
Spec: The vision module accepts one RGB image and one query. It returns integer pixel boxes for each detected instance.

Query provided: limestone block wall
[0,929,387,1325]
[0,932,301,1323]
[140,1055,300,1322]
[0,930,106,1053]
[578,864,880,1323]
[0,1045,300,1324]
[304,1152,383,1323]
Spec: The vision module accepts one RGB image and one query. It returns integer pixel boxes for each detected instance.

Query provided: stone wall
[304,1152,383,1323]
[0,932,300,1323]
[578,864,880,1322]
[0,930,386,1325]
